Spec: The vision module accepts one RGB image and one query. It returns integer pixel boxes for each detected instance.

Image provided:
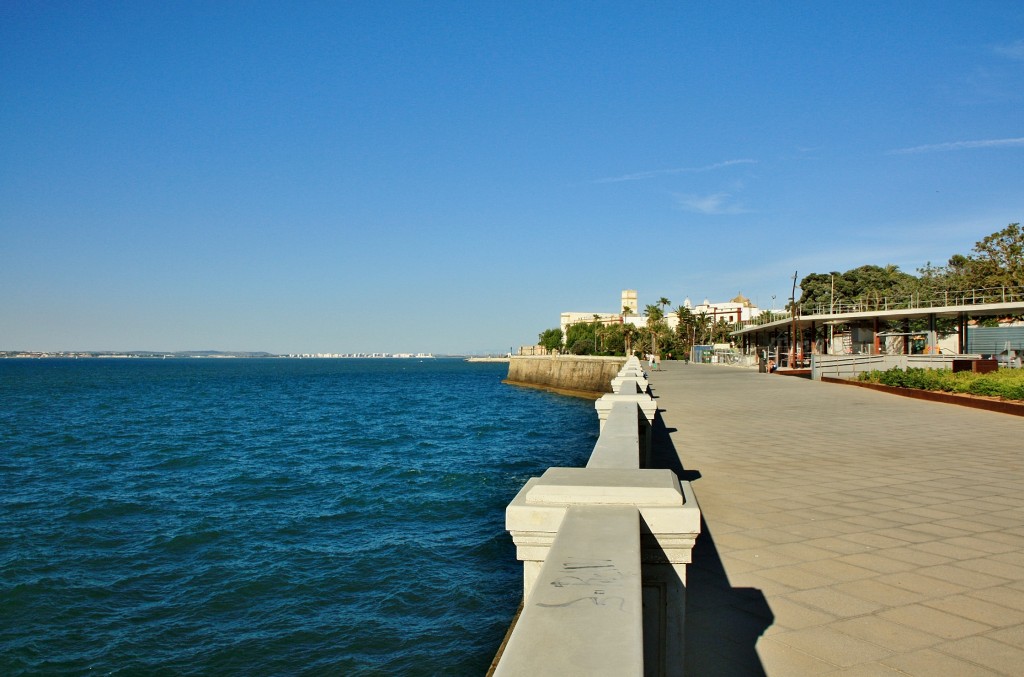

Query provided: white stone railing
[810,353,982,380]
[497,356,701,677]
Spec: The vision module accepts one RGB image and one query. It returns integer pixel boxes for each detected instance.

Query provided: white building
[560,291,761,340]
[687,294,762,325]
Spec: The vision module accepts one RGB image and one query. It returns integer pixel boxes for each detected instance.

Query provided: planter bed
[821,377,1024,417]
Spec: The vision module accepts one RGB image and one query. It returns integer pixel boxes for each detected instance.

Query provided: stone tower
[621,289,638,315]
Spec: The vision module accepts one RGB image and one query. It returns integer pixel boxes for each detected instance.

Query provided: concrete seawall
[503,355,627,397]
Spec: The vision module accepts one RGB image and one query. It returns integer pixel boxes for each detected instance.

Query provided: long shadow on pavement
[650,411,773,676]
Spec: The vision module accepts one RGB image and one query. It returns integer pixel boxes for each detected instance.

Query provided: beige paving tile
[916,564,1011,589]
[922,594,1024,627]
[782,588,885,618]
[979,529,1024,547]
[800,536,877,554]
[832,578,927,608]
[992,550,1024,567]
[766,595,840,630]
[791,558,876,583]
[871,527,940,545]
[822,662,917,676]
[881,648,1001,676]
[944,535,1021,555]
[757,565,834,591]
[724,570,799,597]
[756,635,838,675]
[955,556,1024,581]
[874,571,969,598]
[877,604,992,639]
[969,586,1024,612]
[714,553,766,574]
[831,616,940,652]
[986,625,1024,647]
[902,521,973,539]
[876,546,954,567]
[902,505,968,520]
[713,530,777,550]
[773,626,894,667]
[760,541,838,562]
[906,540,981,560]
[839,532,919,549]
[726,547,804,569]
[832,552,920,575]
[938,635,1024,675]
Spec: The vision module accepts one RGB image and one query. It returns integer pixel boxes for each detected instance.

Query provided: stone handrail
[493,505,644,677]
[498,356,700,677]
[587,401,645,469]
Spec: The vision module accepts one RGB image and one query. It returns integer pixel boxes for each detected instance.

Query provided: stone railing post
[506,468,700,676]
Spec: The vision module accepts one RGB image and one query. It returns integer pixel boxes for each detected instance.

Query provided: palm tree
[658,297,670,318]
[674,305,693,359]
[694,311,710,345]
[645,304,665,357]
[622,323,637,356]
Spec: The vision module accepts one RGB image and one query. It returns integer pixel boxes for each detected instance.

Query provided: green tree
[623,323,638,356]
[799,265,915,312]
[644,304,666,356]
[565,322,596,355]
[538,327,563,353]
[599,322,626,355]
[693,311,711,345]
[962,223,1024,293]
[658,297,670,318]
[673,305,694,359]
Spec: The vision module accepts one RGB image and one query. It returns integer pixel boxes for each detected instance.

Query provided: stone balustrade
[587,401,646,469]
[496,356,701,677]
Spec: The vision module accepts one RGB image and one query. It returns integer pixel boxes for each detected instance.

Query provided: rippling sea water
[0,358,597,675]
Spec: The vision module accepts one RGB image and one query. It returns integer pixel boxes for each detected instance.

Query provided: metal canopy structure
[731,297,1024,364]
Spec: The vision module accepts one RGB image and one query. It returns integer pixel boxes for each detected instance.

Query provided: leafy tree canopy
[799,265,915,311]
[538,327,563,352]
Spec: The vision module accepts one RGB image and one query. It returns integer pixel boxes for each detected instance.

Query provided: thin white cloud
[994,39,1024,61]
[674,191,748,215]
[889,137,1024,154]
[594,159,756,183]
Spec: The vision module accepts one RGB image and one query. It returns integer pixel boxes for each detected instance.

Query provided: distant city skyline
[2,3,1021,354]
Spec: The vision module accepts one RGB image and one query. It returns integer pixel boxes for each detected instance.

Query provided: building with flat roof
[559,291,763,342]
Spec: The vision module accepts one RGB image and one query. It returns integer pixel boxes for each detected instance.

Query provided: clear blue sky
[2,2,1022,354]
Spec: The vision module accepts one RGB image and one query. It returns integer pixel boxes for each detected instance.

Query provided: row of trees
[537,224,1021,357]
[798,223,1023,312]
[538,298,738,358]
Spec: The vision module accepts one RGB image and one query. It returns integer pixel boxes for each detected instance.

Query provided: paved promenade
[646,363,1024,676]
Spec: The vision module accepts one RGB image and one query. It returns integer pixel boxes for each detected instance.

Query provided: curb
[821,377,1024,417]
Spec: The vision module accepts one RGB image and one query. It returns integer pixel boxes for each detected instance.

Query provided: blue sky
[2,2,1022,354]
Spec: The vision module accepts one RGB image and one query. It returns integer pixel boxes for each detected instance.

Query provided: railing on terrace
[739,286,1024,329]
[496,356,700,677]
[804,286,1024,316]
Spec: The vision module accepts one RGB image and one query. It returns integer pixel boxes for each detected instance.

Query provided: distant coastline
[0,350,444,360]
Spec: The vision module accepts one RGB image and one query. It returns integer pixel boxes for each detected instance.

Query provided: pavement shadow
[650,412,774,676]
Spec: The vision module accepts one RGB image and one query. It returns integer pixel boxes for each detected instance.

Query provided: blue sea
[0,358,597,675]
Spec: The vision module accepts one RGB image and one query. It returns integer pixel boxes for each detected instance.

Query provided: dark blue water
[0,358,597,675]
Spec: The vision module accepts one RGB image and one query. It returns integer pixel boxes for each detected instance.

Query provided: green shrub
[858,366,1024,401]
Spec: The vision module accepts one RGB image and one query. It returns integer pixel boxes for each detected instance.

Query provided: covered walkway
[732,295,1024,363]
[648,363,1024,675]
